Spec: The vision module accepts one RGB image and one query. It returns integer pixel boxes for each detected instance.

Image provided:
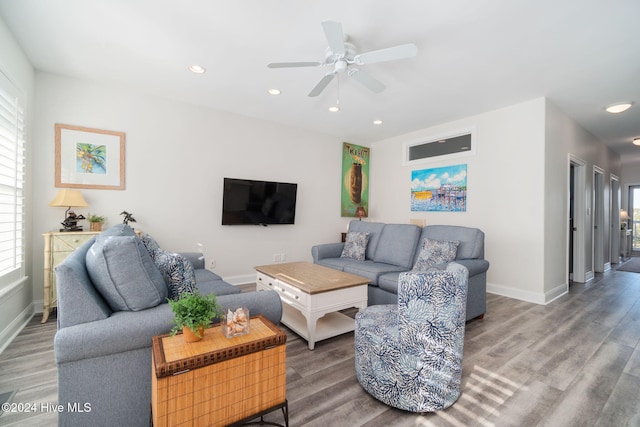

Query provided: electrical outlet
[281,253,286,261]
[209,259,216,269]
[273,254,281,262]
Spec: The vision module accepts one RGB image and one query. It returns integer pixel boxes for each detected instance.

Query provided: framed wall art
[55,124,125,190]
[341,142,370,218]
[411,164,467,212]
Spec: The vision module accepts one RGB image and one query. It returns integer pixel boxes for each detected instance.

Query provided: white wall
[0,16,35,352]
[31,72,354,308]
[370,97,621,305]
[370,98,547,302]
[546,99,621,287]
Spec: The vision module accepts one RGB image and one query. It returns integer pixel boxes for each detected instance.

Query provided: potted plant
[168,290,222,342]
[87,214,105,231]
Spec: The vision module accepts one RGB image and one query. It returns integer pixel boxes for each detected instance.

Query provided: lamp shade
[49,189,89,208]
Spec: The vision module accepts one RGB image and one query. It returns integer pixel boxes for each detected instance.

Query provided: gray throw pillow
[86,235,168,311]
[153,249,196,299]
[412,238,460,271]
[340,231,370,261]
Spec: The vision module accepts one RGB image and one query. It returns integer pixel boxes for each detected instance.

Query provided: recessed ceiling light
[328,106,340,112]
[605,102,632,113]
[633,137,640,146]
[188,64,206,74]
[373,119,383,125]
[268,89,281,95]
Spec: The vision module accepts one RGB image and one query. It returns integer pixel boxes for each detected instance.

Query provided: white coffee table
[255,261,369,350]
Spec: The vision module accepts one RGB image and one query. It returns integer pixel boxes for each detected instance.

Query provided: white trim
[487,281,568,305]
[568,154,587,283]
[402,126,476,166]
[486,282,546,305]
[585,270,594,282]
[0,302,33,354]
[223,274,255,286]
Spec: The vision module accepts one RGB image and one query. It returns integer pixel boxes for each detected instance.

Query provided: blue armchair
[354,263,468,412]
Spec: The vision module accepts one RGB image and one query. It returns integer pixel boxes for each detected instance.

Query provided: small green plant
[168,290,222,338]
[86,214,105,223]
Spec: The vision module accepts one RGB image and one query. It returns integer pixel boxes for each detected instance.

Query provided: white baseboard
[223,274,255,286]
[487,282,568,305]
[0,302,34,354]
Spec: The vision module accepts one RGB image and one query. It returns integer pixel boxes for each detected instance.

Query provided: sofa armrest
[179,251,205,270]
[54,303,174,365]
[452,259,489,277]
[54,290,283,365]
[311,243,344,263]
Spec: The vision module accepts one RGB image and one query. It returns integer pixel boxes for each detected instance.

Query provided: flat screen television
[222,178,298,225]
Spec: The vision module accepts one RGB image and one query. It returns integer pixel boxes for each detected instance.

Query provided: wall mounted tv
[222,178,298,225]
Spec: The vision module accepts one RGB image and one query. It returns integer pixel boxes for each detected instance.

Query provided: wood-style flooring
[1,265,640,426]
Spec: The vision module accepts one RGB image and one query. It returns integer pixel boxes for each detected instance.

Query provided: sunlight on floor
[413,364,527,426]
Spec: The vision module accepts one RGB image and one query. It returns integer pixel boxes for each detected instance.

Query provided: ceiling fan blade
[354,43,418,65]
[349,69,386,93]
[267,61,322,68]
[321,20,345,55]
[308,73,335,97]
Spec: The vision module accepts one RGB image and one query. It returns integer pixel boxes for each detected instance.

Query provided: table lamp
[49,189,89,232]
[620,209,630,230]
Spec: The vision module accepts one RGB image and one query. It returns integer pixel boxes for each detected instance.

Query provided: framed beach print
[411,164,467,212]
[55,124,125,190]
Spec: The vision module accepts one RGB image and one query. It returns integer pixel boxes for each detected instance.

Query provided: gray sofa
[312,221,489,321]
[53,227,282,427]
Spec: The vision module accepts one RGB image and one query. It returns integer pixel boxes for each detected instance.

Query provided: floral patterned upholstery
[354,263,468,412]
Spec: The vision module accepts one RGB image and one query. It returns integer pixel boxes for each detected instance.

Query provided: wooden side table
[42,231,99,323]
[152,315,287,427]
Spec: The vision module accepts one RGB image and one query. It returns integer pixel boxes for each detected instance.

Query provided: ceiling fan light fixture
[633,137,640,146]
[605,102,632,113]
[188,64,206,74]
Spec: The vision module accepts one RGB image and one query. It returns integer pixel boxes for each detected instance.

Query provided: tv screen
[222,178,298,225]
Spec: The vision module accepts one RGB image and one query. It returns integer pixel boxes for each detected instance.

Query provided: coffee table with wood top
[255,261,369,350]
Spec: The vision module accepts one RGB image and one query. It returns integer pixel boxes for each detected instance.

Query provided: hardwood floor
[2,266,640,426]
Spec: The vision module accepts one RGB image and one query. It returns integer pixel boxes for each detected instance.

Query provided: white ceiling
[1,0,639,158]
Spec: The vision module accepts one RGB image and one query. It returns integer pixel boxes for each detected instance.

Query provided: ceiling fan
[267,20,418,97]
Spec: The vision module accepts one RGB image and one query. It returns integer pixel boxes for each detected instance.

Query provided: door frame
[610,174,620,263]
[568,154,587,283]
[593,166,605,273]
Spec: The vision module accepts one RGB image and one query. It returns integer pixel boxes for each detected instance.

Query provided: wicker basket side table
[152,314,287,427]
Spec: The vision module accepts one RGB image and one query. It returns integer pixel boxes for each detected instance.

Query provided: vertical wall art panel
[411,164,467,212]
[341,143,370,217]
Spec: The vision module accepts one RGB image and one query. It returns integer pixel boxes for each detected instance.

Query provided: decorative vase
[182,325,205,342]
[90,222,103,232]
[222,307,250,338]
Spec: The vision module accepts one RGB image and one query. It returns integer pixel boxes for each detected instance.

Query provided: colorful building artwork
[411,164,467,212]
[341,143,370,217]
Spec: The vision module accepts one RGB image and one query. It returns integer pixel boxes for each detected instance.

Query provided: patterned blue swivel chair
[354,263,468,412]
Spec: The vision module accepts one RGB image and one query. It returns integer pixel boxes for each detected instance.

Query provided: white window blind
[0,71,25,289]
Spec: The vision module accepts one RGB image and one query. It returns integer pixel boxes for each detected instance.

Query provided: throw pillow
[141,233,161,257]
[340,231,370,261]
[412,238,460,272]
[86,235,168,311]
[101,223,136,237]
[154,249,196,299]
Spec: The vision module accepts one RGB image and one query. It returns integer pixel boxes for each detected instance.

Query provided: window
[0,71,25,290]
[403,128,476,165]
